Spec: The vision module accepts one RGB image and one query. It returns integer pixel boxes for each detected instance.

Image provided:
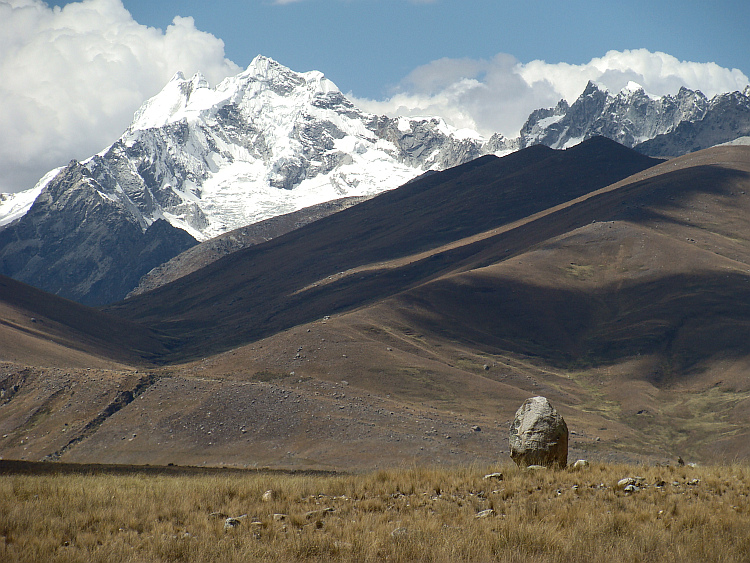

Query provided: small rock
[471,425,482,432]
[687,478,700,486]
[526,465,547,471]
[224,516,246,530]
[475,509,495,519]
[483,364,490,371]
[571,459,589,470]
[305,508,335,519]
[616,478,637,490]
[484,472,504,481]
[623,484,639,493]
[273,514,287,521]
[262,490,276,502]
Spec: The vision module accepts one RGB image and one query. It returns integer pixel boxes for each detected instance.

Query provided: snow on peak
[239,55,339,96]
[130,56,341,133]
[618,81,660,101]
[623,81,643,93]
[130,71,215,131]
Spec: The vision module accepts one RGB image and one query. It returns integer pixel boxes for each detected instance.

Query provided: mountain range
[1,57,750,304]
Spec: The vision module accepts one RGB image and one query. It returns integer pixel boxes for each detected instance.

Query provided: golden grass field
[2,461,750,562]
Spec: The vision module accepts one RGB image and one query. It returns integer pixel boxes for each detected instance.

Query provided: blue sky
[118,0,750,100]
[1,0,749,193]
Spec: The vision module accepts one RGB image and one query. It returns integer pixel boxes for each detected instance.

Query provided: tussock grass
[2,462,750,561]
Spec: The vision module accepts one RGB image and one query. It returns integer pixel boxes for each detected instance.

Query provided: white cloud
[0,0,240,193]
[352,49,750,139]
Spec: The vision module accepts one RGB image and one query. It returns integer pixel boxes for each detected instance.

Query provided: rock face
[509,396,568,469]
[490,82,750,158]
[0,161,198,305]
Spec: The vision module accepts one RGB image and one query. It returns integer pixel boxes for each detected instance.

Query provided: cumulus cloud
[0,0,240,193]
[352,49,750,139]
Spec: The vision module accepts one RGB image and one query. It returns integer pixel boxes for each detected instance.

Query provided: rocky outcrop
[635,90,750,157]
[509,396,568,469]
[506,82,712,152]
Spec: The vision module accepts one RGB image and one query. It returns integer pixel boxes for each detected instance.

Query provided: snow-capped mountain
[75,56,485,242]
[1,56,749,305]
[489,81,709,153]
[0,56,485,304]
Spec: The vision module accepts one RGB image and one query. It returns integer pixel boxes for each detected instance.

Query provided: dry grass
[2,462,750,562]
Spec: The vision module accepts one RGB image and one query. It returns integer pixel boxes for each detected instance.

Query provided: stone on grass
[475,509,496,519]
[484,472,504,481]
[571,459,589,470]
[261,489,276,502]
[509,397,568,469]
[224,515,247,531]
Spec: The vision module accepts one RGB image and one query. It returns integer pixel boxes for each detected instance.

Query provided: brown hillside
[6,141,750,468]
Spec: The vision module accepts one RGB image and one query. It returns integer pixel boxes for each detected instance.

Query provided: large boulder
[509,396,568,469]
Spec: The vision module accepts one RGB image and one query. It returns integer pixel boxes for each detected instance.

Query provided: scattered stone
[305,508,335,519]
[687,478,700,486]
[616,478,637,490]
[623,484,639,493]
[472,425,482,432]
[261,489,276,502]
[391,527,408,538]
[526,465,547,471]
[484,472,504,481]
[475,509,495,519]
[509,396,568,469]
[483,364,490,371]
[224,515,247,530]
[571,459,589,470]
[273,514,287,521]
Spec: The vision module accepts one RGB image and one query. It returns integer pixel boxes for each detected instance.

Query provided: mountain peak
[238,54,338,96]
[130,70,214,131]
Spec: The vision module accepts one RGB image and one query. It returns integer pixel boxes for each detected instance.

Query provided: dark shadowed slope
[128,196,369,297]
[0,274,167,366]
[106,137,662,361]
